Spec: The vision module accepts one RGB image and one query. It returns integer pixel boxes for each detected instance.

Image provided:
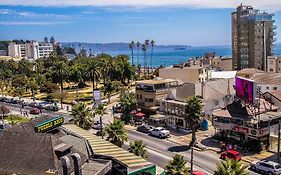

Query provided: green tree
[129,41,135,65]
[136,42,140,66]
[71,102,92,130]
[85,60,100,102]
[53,61,69,109]
[44,37,48,43]
[103,80,116,103]
[184,96,202,145]
[119,92,136,123]
[142,43,147,74]
[150,40,155,74]
[129,140,147,159]
[105,119,128,147]
[214,159,249,175]
[94,104,108,138]
[50,36,55,44]
[27,80,38,101]
[144,39,150,73]
[69,64,86,88]
[165,154,190,175]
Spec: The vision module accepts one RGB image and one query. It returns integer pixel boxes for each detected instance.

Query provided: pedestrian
[39,108,42,114]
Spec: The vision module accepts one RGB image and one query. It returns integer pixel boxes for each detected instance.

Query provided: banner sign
[35,115,64,133]
[235,76,257,104]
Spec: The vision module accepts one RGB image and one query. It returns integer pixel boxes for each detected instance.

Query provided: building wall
[159,67,209,83]
[211,58,233,71]
[267,56,281,73]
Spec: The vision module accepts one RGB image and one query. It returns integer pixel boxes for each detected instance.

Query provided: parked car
[250,160,281,175]
[93,121,102,130]
[192,170,207,175]
[150,127,170,138]
[220,150,241,161]
[137,125,154,133]
[30,108,40,115]
[0,97,7,102]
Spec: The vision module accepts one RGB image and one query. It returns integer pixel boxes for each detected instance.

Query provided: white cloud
[0,0,281,10]
[0,8,71,18]
[0,21,71,25]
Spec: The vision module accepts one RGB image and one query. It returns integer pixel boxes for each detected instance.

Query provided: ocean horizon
[107,44,281,68]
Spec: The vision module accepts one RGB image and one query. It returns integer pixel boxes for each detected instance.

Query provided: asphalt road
[128,129,260,175]
[0,102,73,122]
[1,101,260,175]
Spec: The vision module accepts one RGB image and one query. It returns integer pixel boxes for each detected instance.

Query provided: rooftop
[250,73,281,85]
[136,78,177,85]
[237,68,264,74]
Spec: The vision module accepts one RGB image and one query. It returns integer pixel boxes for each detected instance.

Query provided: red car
[30,108,40,115]
[220,150,241,161]
[192,170,207,175]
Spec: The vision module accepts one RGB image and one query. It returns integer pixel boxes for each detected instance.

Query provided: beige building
[236,68,264,78]
[159,65,210,83]
[160,78,235,129]
[211,57,233,71]
[267,56,281,73]
[135,79,179,111]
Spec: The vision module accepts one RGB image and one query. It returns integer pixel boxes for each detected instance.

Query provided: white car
[250,160,281,175]
[150,127,170,138]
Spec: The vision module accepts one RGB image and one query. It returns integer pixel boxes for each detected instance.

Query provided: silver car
[250,160,281,175]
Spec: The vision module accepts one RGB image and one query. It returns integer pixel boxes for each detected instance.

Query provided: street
[128,129,260,175]
[0,100,259,175]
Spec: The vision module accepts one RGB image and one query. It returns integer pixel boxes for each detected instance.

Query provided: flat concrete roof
[136,79,177,85]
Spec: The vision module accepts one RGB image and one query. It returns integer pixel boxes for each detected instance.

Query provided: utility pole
[277,119,281,163]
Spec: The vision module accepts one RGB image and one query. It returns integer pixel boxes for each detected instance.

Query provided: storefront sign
[35,116,64,133]
[231,126,249,133]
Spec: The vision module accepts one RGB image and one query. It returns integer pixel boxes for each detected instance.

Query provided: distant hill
[61,42,191,53]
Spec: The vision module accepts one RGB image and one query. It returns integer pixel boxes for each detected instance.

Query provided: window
[267,87,269,90]
[136,94,139,99]
[145,98,153,102]
[273,87,277,90]
[270,61,274,64]
[270,68,274,72]
[140,95,142,99]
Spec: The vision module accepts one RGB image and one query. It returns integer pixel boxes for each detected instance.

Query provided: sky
[0,0,281,46]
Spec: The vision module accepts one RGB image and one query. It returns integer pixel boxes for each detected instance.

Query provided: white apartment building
[267,56,281,73]
[8,41,53,61]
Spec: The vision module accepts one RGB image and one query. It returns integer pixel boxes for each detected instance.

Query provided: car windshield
[275,165,281,169]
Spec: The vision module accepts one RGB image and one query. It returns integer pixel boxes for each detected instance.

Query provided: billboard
[93,89,101,106]
[235,76,257,104]
[34,115,64,133]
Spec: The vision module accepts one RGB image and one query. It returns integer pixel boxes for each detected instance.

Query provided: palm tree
[214,159,249,175]
[136,42,140,68]
[119,92,136,123]
[53,61,69,109]
[129,41,135,65]
[129,140,147,159]
[85,60,100,103]
[95,104,108,139]
[150,40,155,74]
[165,154,190,175]
[104,80,115,103]
[28,80,38,101]
[71,102,92,130]
[105,119,128,147]
[184,96,202,145]
[144,39,150,73]
[141,44,147,75]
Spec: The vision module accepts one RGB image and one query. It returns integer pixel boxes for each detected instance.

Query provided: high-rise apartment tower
[232,4,276,70]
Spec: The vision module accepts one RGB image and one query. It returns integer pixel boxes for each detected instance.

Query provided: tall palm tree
[136,42,140,67]
[71,102,92,130]
[184,96,202,145]
[119,92,136,123]
[105,119,128,147]
[165,154,190,175]
[95,104,108,139]
[28,80,38,101]
[53,61,69,109]
[129,41,135,65]
[215,159,249,175]
[150,40,155,74]
[129,140,147,159]
[104,80,115,103]
[85,60,100,103]
[144,39,150,73]
[141,44,147,75]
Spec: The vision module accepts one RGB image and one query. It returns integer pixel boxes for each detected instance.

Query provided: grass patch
[5,115,30,125]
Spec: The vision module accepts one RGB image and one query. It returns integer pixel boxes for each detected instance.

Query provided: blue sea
[108,44,281,68]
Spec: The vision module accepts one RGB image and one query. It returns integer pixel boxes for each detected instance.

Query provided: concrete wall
[159,68,199,82]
